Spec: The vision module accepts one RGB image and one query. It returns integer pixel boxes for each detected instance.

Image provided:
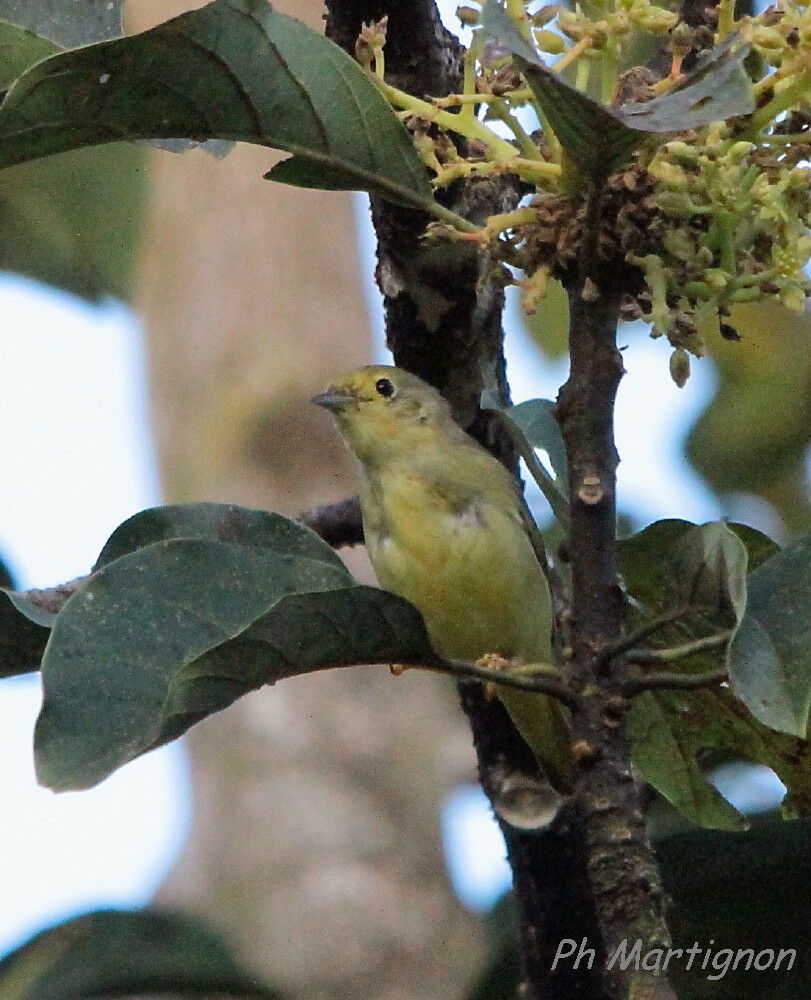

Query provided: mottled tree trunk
[127,3,483,998]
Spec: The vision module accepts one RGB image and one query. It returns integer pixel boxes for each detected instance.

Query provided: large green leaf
[163,585,431,724]
[729,532,811,738]
[619,519,811,827]
[0,1,122,48]
[0,908,281,999]
[0,142,145,301]
[480,1,753,178]
[0,23,140,301]
[93,501,347,571]
[0,588,49,677]
[36,537,349,790]
[628,691,747,831]
[35,504,433,790]
[0,20,58,90]
[0,0,433,210]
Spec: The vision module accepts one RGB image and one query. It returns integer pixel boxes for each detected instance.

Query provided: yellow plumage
[313,365,572,790]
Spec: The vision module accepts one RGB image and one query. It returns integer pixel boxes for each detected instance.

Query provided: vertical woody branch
[555,187,675,1000]
[325,0,520,439]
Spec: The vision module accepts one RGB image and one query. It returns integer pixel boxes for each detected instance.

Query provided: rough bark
[126,3,484,999]
[555,197,675,1000]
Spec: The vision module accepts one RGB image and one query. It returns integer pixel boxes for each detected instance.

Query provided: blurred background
[0,1,808,998]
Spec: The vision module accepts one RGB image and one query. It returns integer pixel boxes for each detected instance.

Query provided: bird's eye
[375,377,395,398]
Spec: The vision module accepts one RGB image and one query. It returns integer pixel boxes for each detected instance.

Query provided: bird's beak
[311,387,355,412]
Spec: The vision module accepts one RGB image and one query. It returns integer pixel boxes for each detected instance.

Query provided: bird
[312,364,573,791]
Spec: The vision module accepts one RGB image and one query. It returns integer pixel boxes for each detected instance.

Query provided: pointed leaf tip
[480,0,753,179]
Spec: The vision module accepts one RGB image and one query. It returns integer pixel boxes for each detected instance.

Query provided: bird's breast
[361,473,550,663]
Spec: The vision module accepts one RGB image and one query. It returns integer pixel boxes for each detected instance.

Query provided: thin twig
[20,498,367,620]
[425,656,581,709]
[600,605,690,661]
[520,440,570,529]
[487,407,570,527]
[298,496,364,547]
[622,667,728,697]
[622,630,733,665]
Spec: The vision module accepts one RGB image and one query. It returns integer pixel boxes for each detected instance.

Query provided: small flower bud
[633,5,678,33]
[669,347,690,387]
[662,228,694,261]
[664,140,699,163]
[653,191,697,216]
[727,140,755,161]
[704,268,731,292]
[534,29,567,54]
[649,159,689,189]
[456,6,480,26]
[532,4,560,27]
[752,25,786,52]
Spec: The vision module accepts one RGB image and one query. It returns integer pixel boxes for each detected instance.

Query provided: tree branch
[19,498,366,619]
[601,606,690,661]
[424,656,581,709]
[555,181,676,998]
[622,667,728,698]
[298,496,363,547]
[622,630,733,666]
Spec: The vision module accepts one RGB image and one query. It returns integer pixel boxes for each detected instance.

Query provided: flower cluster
[370,0,811,374]
[634,124,811,347]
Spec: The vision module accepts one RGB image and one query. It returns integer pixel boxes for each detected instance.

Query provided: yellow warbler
[313,365,572,789]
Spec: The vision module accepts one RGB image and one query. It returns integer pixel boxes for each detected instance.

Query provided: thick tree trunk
[127,3,483,998]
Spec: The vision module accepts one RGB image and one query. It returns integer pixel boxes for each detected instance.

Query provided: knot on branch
[576,472,606,506]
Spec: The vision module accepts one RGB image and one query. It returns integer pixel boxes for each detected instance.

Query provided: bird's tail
[498,689,575,793]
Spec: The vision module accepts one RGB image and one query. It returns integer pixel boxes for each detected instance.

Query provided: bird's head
[312,365,456,468]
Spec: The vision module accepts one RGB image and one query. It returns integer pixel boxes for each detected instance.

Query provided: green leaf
[0,588,49,678]
[614,35,754,132]
[481,0,644,177]
[0,142,145,301]
[619,519,811,827]
[508,399,568,491]
[36,509,433,790]
[729,532,811,738]
[36,537,351,790]
[727,521,780,570]
[481,392,568,524]
[0,908,281,999]
[0,1,122,48]
[669,520,748,626]
[0,20,58,90]
[163,585,432,727]
[520,276,569,360]
[0,20,143,304]
[628,691,747,830]
[686,301,811,531]
[480,1,752,178]
[94,501,346,572]
[0,0,433,210]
